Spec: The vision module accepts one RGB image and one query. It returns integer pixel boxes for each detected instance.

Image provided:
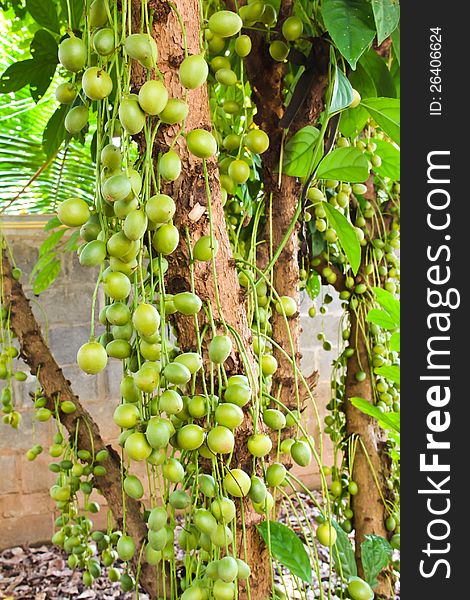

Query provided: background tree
[0,1,400,599]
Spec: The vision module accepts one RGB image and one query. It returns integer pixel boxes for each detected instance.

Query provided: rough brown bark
[130,2,271,598]
[1,248,159,598]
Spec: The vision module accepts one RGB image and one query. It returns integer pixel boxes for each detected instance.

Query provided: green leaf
[391,26,400,65]
[283,126,321,177]
[350,63,378,98]
[350,397,400,433]
[28,252,57,284]
[32,259,61,295]
[63,230,81,252]
[43,105,68,158]
[361,534,393,587]
[26,0,60,33]
[330,69,354,114]
[61,0,84,29]
[390,332,400,352]
[257,521,312,583]
[317,147,369,183]
[359,49,396,98]
[366,309,396,330]
[331,520,357,580]
[44,216,62,231]
[306,273,321,300]
[372,286,400,326]
[339,106,370,138]
[369,139,400,180]
[374,364,400,385]
[322,202,361,275]
[39,229,66,257]
[30,29,58,62]
[0,60,36,93]
[372,0,400,45]
[361,98,400,144]
[321,0,376,69]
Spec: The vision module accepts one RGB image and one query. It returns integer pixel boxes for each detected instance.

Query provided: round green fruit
[159,150,181,181]
[316,522,337,546]
[124,432,152,461]
[186,129,218,159]
[65,106,88,134]
[58,37,86,72]
[152,224,179,255]
[55,82,77,104]
[282,16,303,41]
[208,11,243,38]
[82,67,112,101]
[138,79,168,115]
[179,54,208,89]
[58,197,89,227]
[193,235,218,261]
[77,342,107,374]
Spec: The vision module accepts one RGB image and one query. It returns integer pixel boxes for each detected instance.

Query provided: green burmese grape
[199,473,218,497]
[80,214,101,241]
[112,321,134,341]
[263,408,286,430]
[177,424,205,450]
[146,545,162,565]
[218,556,238,583]
[188,395,208,418]
[159,389,184,415]
[228,159,250,184]
[210,523,233,548]
[266,462,286,487]
[173,292,202,315]
[179,54,208,89]
[249,475,267,504]
[77,342,107,374]
[215,403,244,429]
[181,586,203,600]
[152,223,179,254]
[106,339,131,359]
[138,79,168,115]
[235,34,252,57]
[261,4,277,26]
[210,57,231,74]
[244,128,269,153]
[162,457,185,482]
[134,362,161,393]
[291,440,312,467]
[186,129,218,159]
[208,34,225,54]
[174,352,203,374]
[209,335,232,363]
[350,89,361,108]
[58,197,89,227]
[223,383,251,406]
[316,522,337,546]
[107,231,136,258]
[55,82,77,104]
[124,34,158,68]
[348,579,374,600]
[146,417,171,448]
[211,496,236,523]
[102,173,132,203]
[275,295,297,316]
[269,40,289,61]
[163,361,191,385]
[106,302,131,326]
[113,403,139,429]
[124,208,148,241]
[90,0,108,27]
[117,535,135,561]
[261,354,278,376]
[103,271,131,300]
[82,67,113,101]
[146,194,175,223]
[213,580,235,600]
[207,425,234,454]
[330,480,343,497]
[208,10,243,38]
[59,37,86,72]
[247,433,272,457]
[159,150,181,181]
[215,68,237,86]
[124,474,144,499]
[194,509,217,535]
[148,527,167,550]
[245,1,265,21]
[148,506,167,530]
[282,16,303,41]
[193,235,219,261]
[120,573,135,592]
[280,438,295,455]
[125,432,152,461]
[223,134,241,151]
[119,95,146,135]
[93,28,115,56]
[132,303,160,337]
[159,99,189,124]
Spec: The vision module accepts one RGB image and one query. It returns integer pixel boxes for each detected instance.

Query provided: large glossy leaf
[317,147,369,182]
[366,308,396,330]
[329,69,354,114]
[257,521,312,583]
[0,60,36,93]
[372,286,400,325]
[359,49,396,98]
[43,104,68,158]
[321,0,376,69]
[374,364,400,385]
[372,0,400,45]
[26,0,61,34]
[339,106,370,138]
[361,98,400,144]
[350,397,400,433]
[32,259,61,295]
[283,126,321,177]
[369,139,400,180]
[322,202,361,274]
[331,520,357,580]
[361,534,393,587]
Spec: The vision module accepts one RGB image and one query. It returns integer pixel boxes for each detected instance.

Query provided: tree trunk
[130,2,271,598]
[1,248,159,598]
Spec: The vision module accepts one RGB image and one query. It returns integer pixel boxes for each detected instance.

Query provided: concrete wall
[0,215,341,548]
